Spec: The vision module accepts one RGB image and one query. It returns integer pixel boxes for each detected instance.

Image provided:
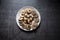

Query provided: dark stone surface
[0,0,60,40]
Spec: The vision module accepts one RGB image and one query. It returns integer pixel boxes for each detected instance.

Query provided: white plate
[16,6,41,31]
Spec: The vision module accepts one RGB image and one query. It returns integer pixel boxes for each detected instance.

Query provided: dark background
[0,0,60,40]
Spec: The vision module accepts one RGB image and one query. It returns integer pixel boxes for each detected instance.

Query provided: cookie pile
[18,8,39,30]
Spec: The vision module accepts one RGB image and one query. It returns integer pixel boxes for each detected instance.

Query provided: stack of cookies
[18,8,39,30]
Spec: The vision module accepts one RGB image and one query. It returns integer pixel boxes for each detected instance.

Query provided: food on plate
[18,8,39,30]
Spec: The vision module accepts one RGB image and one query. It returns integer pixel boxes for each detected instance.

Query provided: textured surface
[0,0,60,40]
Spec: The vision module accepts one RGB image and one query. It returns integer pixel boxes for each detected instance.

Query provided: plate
[16,6,41,31]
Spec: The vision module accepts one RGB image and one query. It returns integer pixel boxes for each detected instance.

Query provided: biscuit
[18,8,39,30]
